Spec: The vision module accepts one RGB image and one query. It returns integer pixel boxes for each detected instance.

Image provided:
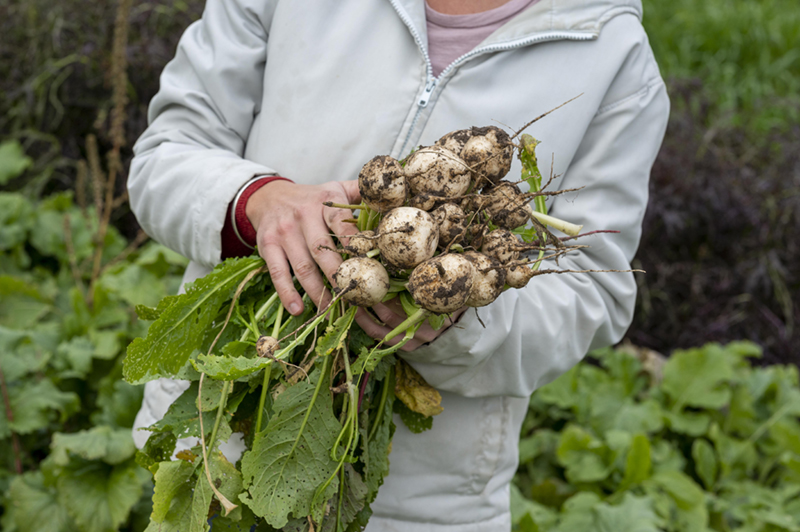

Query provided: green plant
[512,341,800,531]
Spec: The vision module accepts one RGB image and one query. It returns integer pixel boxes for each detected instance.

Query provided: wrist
[235,176,292,248]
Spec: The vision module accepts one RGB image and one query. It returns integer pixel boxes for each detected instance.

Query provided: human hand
[355,297,467,352]
[246,179,360,316]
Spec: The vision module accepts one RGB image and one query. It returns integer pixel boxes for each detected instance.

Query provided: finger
[305,218,346,285]
[340,179,361,204]
[282,237,331,313]
[371,302,407,330]
[261,244,304,315]
[325,204,360,242]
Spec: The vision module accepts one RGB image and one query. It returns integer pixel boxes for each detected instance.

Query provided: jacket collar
[389,0,643,51]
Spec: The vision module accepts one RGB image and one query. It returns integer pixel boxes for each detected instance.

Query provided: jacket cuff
[221,176,292,258]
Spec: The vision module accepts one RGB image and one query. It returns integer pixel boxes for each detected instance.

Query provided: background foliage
[0,0,798,530]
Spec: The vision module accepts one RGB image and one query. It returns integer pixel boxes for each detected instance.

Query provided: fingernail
[290,302,303,315]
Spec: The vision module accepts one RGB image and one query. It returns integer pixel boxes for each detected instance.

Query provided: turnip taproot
[376,207,438,269]
[407,253,475,314]
[463,251,506,307]
[404,146,471,198]
[358,155,408,213]
[333,257,390,307]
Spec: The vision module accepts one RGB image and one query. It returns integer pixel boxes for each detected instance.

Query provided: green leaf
[240,371,342,528]
[124,256,264,384]
[556,425,613,484]
[663,410,710,436]
[136,432,178,471]
[661,344,735,409]
[649,470,705,510]
[3,471,75,532]
[316,306,357,357]
[55,336,95,377]
[193,354,271,381]
[364,385,395,503]
[147,459,211,532]
[0,274,51,329]
[148,381,231,440]
[393,398,432,433]
[6,380,79,434]
[51,426,137,465]
[0,140,33,184]
[56,460,145,532]
[620,434,652,490]
[510,483,557,528]
[99,263,166,308]
[0,193,34,251]
[692,439,718,490]
[320,464,368,532]
[592,493,661,532]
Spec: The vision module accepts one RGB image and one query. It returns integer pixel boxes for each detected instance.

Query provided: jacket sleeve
[402,64,670,399]
[128,0,277,268]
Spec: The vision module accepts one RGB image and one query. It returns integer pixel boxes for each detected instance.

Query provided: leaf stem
[255,303,285,435]
[368,367,393,442]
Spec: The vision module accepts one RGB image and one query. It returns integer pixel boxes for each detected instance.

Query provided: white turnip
[407,253,475,314]
[333,257,391,307]
[376,207,439,270]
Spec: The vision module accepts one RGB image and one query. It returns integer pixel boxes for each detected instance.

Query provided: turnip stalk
[255,301,284,435]
[528,210,583,236]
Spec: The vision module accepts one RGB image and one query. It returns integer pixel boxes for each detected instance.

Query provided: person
[128,0,669,530]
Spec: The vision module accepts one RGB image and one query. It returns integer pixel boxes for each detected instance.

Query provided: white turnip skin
[256,335,280,358]
[409,193,438,212]
[463,251,506,307]
[433,203,466,250]
[407,254,475,314]
[404,146,471,198]
[358,155,408,213]
[481,229,521,264]
[376,207,439,270]
[506,262,535,289]
[460,126,513,186]
[333,257,391,307]
[345,230,376,256]
[435,128,473,157]
[480,182,531,230]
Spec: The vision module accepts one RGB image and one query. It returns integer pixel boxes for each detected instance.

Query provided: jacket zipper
[389,0,593,156]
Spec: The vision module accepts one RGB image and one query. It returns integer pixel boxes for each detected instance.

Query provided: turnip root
[481,229,521,264]
[333,257,390,307]
[376,207,438,269]
[463,251,506,307]
[358,155,408,213]
[461,126,514,186]
[407,254,475,314]
[345,230,376,256]
[256,335,280,358]
[433,203,467,249]
[409,193,438,212]
[404,146,471,198]
[506,262,535,288]
[437,126,513,186]
[479,182,531,230]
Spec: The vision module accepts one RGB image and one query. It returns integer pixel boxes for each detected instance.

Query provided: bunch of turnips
[331,124,592,320]
[125,114,635,531]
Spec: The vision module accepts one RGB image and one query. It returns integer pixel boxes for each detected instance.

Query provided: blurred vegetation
[0,0,798,529]
[643,0,800,133]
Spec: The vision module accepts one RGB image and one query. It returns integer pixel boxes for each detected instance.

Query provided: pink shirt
[426,0,540,77]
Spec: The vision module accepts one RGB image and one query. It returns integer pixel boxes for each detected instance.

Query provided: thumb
[341,179,362,205]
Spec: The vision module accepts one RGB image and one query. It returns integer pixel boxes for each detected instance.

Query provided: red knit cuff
[221,176,293,259]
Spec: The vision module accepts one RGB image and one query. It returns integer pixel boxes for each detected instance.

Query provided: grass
[643,0,800,133]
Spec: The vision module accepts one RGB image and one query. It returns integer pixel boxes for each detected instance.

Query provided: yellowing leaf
[394,359,443,417]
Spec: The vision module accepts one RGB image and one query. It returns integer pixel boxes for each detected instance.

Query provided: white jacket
[129,1,669,530]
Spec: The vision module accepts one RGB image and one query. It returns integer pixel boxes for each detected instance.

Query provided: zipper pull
[418,79,437,108]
